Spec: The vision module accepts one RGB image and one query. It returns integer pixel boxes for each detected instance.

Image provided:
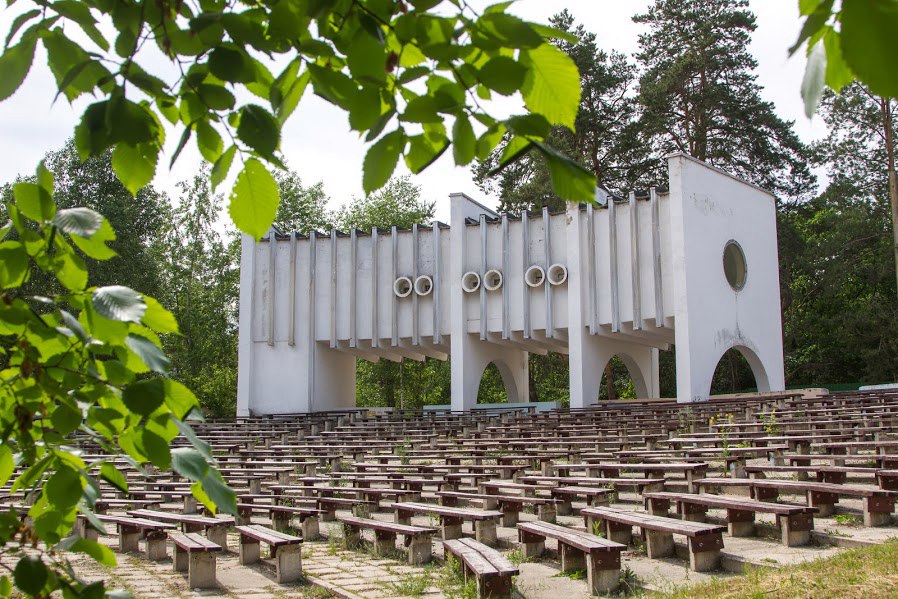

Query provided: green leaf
[111,142,158,196]
[92,286,146,322]
[68,537,116,567]
[479,56,527,95]
[211,145,237,191]
[13,556,47,595]
[498,136,533,168]
[196,121,223,163]
[0,242,28,288]
[13,182,55,222]
[171,448,210,481]
[276,69,310,124]
[140,429,170,469]
[823,27,854,92]
[0,574,10,597]
[172,416,211,459]
[125,334,171,374]
[99,463,128,493]
[237,104,280,158]
[190,480,216,515]
[0,445,13,488]
[45,465,83,509]
[363,129,404,194]
[200,470,237,515]
[208,46,256,83]
[802,41,827,118]
[54,207,102,237]
[841,0,898,97]
[196,84,236,110]
[71,217,117,260]
[122,378,166,417]
[142,296,179,334]
[405,132,449,173]
[347,34,386,83]
[452,115,476,166]
[534,141,596,203]
[228,158,279,239]
[0,37,36,102]
[55,250,88,291]
[520,43,581,129]
[50,401,82,436]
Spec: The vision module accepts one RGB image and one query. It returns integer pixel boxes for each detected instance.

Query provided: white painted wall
[236,154,785,414]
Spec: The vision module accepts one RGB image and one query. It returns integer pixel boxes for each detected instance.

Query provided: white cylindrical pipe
[414,275,433,296]
[393,276,413,298]
[483,269,503,291]
[462,271,481,293]
[547,263,568,286]
[524,265,545,288]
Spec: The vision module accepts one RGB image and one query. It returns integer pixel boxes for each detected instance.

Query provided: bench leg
[605,521,632,546]
[559,543,586,572]
[272,512,291,533]
[343,524,361,548]
[119,526,140,553]
[479,573,512,598]
[249,479,261,494]
[300,516,320,540]
[237,509,252,526]
[586,551,621,595]
[500,508,519,527]
[555,499,573,516]
[537,503,556,524]
[519,530,545,559]
[681,504,708,523]
[173,545,188,572]
[239,538,261,565]
[645,529,675,559]
[320,507,337,522]
[808,492,836,517]
[275,544,303,584]
[145,531,168,561]
[183,495,197,515]
[779,514,812,546]
[187,551,217,589]
[207,525,228,550]
[374,531,397,556]
[395,510,411,526]
[863,496,894,527]
[727,510,755,537]
[407,534,432,565]
[442,517,463,541]
[474,519,497,546]
[688,535,722,572]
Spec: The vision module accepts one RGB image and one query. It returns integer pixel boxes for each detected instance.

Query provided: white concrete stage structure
[236,154,785,415]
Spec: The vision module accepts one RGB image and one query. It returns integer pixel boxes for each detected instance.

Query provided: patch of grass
[387,569,433,597]
[553,568,586,580]
[436,556,479,599]
[506,547,535,566]
[619,565,642,596]
[650,540,898,598]
[833,513,863,527]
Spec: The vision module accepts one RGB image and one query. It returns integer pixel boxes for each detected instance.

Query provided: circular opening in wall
[524,265,545,288]
[547,263,568,286]
[483,269,503,291]
[723,240,747,291]
[414,275,433,296]
[393,276,413,298]
[462,271,481,293]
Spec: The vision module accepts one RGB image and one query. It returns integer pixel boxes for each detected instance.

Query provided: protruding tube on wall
[462,271,481,293]
[393,276,413,298]
[414,275,433,296]
[524,265,545,288]
[547,263,568,286]
[483,269,503,291]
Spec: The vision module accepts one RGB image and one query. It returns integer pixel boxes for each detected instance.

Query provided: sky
[0,1,827,223]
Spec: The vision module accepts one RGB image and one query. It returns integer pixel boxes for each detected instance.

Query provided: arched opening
[710,346,769,395]
[477,363,509,404]
[527,352,569,404]
[598,356,639,401]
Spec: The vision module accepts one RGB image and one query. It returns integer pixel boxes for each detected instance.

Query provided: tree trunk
[883,97,898,293]
[605,362,617,401]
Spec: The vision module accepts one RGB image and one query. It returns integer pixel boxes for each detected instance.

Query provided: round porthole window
[722,240,747,291]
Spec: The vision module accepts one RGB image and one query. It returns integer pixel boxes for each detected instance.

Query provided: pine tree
[634,0,813,200]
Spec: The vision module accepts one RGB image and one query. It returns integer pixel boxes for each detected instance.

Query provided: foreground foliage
[0,164,235,597]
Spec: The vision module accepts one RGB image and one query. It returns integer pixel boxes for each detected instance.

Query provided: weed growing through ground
[834,514,863,527]
[388,569,432,597]
[436,556,479,599]
[618,565,642,596]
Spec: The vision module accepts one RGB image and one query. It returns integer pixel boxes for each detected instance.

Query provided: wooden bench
[169,531,222,588]
[340,515,436,564]
[236,502,322,539]
[443,538,518,598]
[128,509,233,550]
[694,478,898,526]
[392,502,503,546]
[436,490,558,525]
[517,521,624,595]
[235,524,303,583]
[548,486,614,515]
[581,507,726,572]
[643,491,817,546]
[78,515,176,561]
